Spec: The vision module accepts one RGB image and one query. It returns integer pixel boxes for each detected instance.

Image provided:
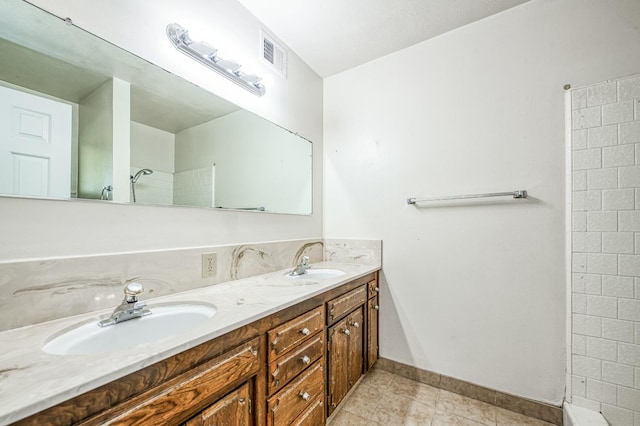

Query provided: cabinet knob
[300,327,310,336]
[374,305,380,310]
[351,321,360,328]
[343,328,351,336]
[375,287,379,292]
[300,355,311,364]
[300,391,311,401]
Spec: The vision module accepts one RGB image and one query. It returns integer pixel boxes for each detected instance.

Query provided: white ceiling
[238,0,530,78]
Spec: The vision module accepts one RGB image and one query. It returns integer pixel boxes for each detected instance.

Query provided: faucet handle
[124,282,144,302]
[301,256,309,265]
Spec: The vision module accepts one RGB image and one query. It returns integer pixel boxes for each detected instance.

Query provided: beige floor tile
[360,367,395,389]
[371,392,435,426]
[435,390,496,426]
[388,375,440,406]
[432,412,488,426]
[495,407,555,426]
[341,380,384,419]
[329,409,377,426]
[336,370,556,426]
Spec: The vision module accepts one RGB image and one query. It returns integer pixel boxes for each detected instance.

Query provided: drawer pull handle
[300,355,311,364]
[300,391,311,401]
[301,327,310,336]
[351,321,360,328]
[343,328,351,336]
[374,305,379,310]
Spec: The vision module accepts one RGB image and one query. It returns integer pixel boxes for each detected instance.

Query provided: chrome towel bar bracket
[407,190,527,205]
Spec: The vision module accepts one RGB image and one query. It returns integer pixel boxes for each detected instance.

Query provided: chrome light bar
[166,23,266,97]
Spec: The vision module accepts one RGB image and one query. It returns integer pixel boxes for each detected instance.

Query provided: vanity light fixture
[166,23,266,97]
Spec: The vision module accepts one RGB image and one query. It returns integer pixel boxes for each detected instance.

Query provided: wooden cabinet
[327,285,367,324]
[19,271,379,426]
[267,359,325,426]
[268,306,324,360]
[367,276,380,371]
[76,337,263,426]
[184,382,251,426]
[290,398,324,426]
[326,288,366,416]
[367,295,379,370]
[267,306,326,425]
[268,333,324,395]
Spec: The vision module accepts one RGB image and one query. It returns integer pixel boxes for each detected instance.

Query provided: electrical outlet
[201,253,217,278]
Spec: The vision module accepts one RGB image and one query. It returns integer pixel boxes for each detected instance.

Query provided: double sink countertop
[0,261,379,425]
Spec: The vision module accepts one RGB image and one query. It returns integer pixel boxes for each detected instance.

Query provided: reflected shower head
[131,168,153,183]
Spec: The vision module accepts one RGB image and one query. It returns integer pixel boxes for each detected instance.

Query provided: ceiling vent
[261,31,287,78]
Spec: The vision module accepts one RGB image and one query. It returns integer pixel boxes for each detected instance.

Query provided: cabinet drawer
[367,278,379,299]
[291,397,324,426]
[184,382,251,426]
[267,359,325,426]
[268,332,324,395]
[91,337,262,425]
[327,285,367,324]
[268,306,324,360]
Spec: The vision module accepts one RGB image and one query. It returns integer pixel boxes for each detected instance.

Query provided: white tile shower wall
[571,74,640,426]
[173,167,213,207]
[130,166,173,205]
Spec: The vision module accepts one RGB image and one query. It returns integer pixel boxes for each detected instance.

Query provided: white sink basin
[290,268,346,280]
[43,303,217,355]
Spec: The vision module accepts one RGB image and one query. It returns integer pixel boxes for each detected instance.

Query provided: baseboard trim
[376,358,563,425]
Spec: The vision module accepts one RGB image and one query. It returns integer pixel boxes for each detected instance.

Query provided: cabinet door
[367,295,379,370]
[327,316,350,416]
[347,307,364,388]
[327,306,365,416]
[185,382,251,426]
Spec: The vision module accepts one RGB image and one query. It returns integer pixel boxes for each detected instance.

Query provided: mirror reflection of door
[0,85,72,197]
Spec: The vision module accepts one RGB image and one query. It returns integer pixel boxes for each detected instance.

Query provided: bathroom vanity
[0,263,379,425]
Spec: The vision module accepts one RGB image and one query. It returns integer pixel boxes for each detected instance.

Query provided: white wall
[175,110,312,214]
[77,80,113,200]
[324,0,640,405]
[1,0,322,260]
[130,121,175,173]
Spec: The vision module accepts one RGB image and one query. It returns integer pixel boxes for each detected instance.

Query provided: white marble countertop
[0,261,379,425]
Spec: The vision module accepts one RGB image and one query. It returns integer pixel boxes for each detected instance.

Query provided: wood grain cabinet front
[267,359,325,426]
[367,295,379,371]
[79,337,263,426]
[268,306,324,360]
[327,307,364,416]
[290,397,324,426]
[268,332,324,395]
[327,285,367,324]
[184,382,251,426]
[17,271,380,426]
[367,278,379,298]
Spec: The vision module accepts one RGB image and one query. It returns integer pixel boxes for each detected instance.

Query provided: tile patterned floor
[328,369,555,426]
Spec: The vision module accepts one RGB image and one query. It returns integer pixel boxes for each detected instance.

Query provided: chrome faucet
[289,256,312,276]
[98,283,151,327]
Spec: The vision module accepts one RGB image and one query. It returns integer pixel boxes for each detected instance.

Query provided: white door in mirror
[0,85,72,198]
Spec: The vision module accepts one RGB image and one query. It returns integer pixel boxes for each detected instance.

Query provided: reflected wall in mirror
[0,0,312,215]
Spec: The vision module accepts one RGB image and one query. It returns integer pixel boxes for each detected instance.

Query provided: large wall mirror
[0,1,312,215]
